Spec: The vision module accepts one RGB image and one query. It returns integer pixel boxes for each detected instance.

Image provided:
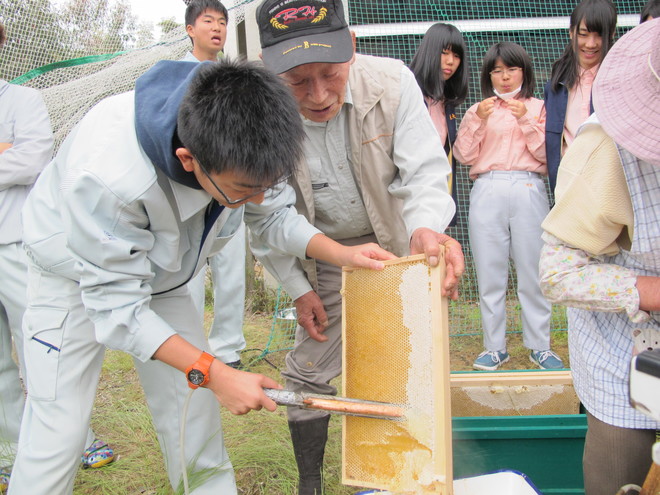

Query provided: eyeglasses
[195,157,290,205]
[490,67,522,77]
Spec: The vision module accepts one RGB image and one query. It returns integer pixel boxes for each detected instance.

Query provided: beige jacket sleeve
[541,124,634,255]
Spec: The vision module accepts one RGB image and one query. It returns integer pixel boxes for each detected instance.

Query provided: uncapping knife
[263,388,404,420]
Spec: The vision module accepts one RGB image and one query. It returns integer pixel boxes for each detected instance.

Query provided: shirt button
[338,165,344,169]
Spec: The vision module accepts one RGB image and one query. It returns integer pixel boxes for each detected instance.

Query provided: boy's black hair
[480,42,536,99]
[177,58,303,184]
[185,0,228,28]
[409,22,469,107]
[641,0,660,22]
[0,23,5,48]
[549,0,617,92]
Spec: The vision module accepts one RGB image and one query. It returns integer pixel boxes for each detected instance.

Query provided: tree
[0,0,154,81]
[0,0,67,80]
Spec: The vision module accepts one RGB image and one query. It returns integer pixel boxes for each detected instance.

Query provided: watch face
[188,369,205,385]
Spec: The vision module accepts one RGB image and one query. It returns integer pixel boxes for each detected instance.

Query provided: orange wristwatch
[185,351,214,389]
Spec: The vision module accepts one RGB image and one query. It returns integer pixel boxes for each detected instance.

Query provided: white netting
[0,0,253,148]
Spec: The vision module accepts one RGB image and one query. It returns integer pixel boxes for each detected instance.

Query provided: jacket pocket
[24,232,77,279]
[544,117,564,135]
[23,307,68,401]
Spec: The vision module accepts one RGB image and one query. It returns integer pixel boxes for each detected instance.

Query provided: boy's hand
[305,234,396,270]
[0,143,12,154]
[410,228,464,300]
[476,96,497,120]
[336,242,397,270]
[208,360,282,415]
[505,99,527,119]
[295,290,329,342]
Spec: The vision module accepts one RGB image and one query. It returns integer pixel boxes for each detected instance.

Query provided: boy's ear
[176,147,195,172]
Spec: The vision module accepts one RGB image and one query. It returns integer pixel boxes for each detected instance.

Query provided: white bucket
[354,469,542,495]
[454,470,542,495]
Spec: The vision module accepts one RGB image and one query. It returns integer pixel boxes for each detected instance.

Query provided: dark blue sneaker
[473,350,510,371]
[530,350,564,369]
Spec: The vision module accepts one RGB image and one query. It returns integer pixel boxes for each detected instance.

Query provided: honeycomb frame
[341,251,452,494]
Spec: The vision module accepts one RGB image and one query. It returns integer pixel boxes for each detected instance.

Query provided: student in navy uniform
[544,0,617,193]
[410,22,469,227]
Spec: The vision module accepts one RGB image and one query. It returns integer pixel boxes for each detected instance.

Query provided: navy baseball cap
[256,0,354,74]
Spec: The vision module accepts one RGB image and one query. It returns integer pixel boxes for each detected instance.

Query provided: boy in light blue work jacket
[9,58,394,495]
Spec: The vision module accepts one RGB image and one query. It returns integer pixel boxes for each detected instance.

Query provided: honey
[342,253,452,494]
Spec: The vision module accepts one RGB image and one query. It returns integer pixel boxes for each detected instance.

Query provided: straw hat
[592,18,660,166]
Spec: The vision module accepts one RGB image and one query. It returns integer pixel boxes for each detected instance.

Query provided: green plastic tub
[452,414,587,495]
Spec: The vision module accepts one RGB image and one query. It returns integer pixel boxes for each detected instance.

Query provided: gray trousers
[282,234,377,422]
[468,171,551,352]
[9,261,236,495]
[583,411,656,494]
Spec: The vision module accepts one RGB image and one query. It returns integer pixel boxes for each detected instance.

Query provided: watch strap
[185,351,215,389]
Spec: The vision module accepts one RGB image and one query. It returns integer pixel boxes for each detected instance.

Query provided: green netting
[0,0,647,357]
[245,286,297,367]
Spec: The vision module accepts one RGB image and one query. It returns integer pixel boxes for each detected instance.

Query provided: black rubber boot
[288,415,330,495]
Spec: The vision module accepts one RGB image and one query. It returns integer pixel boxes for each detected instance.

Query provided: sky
[50,0,189,29]
[128,0,188,27]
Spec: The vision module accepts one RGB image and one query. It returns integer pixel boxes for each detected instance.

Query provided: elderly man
[253,1,465,493]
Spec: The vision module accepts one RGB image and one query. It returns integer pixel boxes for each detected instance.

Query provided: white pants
[468,171,551,352]
[189,222,246,363]
[0,244,96,463]
[0,243,28,460]
[9,261,236,495]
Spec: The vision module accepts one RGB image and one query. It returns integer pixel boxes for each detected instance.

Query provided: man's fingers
[301,320,329,342]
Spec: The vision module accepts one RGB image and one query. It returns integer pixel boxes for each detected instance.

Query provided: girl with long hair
[410,23,469,225]
[544,0,617,192]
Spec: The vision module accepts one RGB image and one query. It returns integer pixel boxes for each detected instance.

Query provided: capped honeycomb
[341,252,452,494]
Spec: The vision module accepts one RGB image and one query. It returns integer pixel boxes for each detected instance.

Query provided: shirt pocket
[23,306,68,401]
[308,158,337,226]
[0,122,14,142]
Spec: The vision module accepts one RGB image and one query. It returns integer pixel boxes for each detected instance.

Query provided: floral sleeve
[539,232,650,323]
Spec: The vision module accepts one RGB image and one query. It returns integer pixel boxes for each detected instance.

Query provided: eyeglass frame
[489,67,522,77]
[195,156,290,205]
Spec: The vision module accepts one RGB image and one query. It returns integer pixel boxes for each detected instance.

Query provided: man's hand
[207,359,282,415]
[410,228,465,300]
[0,143,12,154]
[294,290,329,342]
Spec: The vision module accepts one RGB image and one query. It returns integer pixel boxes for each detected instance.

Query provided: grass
[72,297,571,494]
[73,312,354,495]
